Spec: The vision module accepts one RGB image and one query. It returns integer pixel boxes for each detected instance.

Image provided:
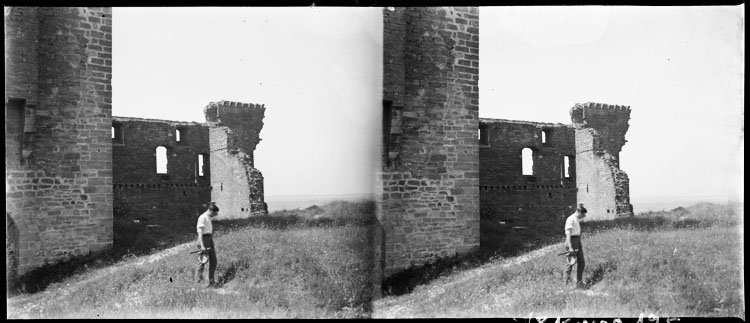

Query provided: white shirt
[565,212,581,236]
[196,210,213,234]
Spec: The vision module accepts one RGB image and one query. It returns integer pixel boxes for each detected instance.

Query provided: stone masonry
[478,104,633,227]
[112,116,212,218]
[204,101,268,218]
[571,102,634,219]
[378,7,480,279]
[378,7,634,286]
[5,7,113,277]
[6,6,634,288]
[479,119,578,229]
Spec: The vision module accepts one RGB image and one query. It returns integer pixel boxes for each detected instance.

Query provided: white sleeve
[197,215,206,232]
[564,217,573,230]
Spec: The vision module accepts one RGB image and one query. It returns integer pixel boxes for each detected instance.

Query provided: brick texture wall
[5,7,113,276]
[378,7,480,279]
[205,101,267,218]
[571,102,634,219]
[479,119,578,229]
[112,116,212,218]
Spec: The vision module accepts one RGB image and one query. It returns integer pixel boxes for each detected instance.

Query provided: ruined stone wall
[112,117,212,218]
[5,7,113,276]
[479,119,578,228]
[205,101,267,218]
[571,102,634,220]
[379,7,480,278]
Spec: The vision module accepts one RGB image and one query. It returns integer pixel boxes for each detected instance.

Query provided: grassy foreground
[374,202,744,318]
[7,200,375,319]
[7,201,743,318]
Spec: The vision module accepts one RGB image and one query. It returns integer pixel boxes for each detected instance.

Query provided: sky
[112,6,744,203]
[479,6,744,203]
[112,7,384,198]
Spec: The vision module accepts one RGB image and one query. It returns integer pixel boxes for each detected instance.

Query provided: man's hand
[197,230,205,250]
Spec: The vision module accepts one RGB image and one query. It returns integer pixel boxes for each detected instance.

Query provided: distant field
[264,194,374,212]
[7,200,376,319]
[631,195,737,212]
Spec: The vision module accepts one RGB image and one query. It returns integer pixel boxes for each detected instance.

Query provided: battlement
[575,102,630,111]
[204,100,265,125]
[570,102,631,126]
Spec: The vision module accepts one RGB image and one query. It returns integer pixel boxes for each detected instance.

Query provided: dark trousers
[195,234,217,285]
[563,236,585,285]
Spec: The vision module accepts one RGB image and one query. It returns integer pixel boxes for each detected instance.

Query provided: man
[195,203,219,287]
[563,204,587,288]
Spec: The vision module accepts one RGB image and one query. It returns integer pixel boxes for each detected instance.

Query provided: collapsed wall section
[571,102,634,219]
[378,7,480,278]
[205,101,267,218]
[5,7,113,276]
[479,119,577,228]
[112,116,212,218]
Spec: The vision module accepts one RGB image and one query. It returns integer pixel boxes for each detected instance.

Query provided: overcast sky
[112,6,744,203]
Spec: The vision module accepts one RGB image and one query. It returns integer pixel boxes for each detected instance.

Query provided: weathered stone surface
[479,103,633,225]
[205,101,268,218]
[571,102,634,219]
[379,7,480,279]
[112,116,212,218]
[479,119,578,227]
[6,7,633,289]
[5,7,113,276]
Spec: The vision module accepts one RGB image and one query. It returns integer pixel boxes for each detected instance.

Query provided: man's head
[576,204,587,219]
[208,203,220,217]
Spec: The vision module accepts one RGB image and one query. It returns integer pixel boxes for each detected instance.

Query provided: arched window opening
[197,154,206,177]
[112,123,123,144]
[479,124,488,145]
[541,130,547,143]
[382,100,393,168]
[564,156,571,178]
[176,127,187,145]
[156,146,168,174]
[6,99,26,166]
[522,148,534,175]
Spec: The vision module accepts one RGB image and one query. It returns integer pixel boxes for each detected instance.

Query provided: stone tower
[377,7,480,282]
[5,7,114,278]
[204,101,268,218]
[571,102,634,219]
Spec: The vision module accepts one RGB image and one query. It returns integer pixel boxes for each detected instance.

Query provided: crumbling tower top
[205,100,268,217]
[571,101,634,218]
[204,100,266,153]
[570,102,631,126]
[570,101,631,160]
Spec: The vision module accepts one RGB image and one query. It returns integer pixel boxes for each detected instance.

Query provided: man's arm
[197,227,206,250]
[197,216,206,250]
[565,228,574,251]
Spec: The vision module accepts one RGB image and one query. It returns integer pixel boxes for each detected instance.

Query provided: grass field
[374,202,744,318]
[7,200,376,319]
[7,200,743,319]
